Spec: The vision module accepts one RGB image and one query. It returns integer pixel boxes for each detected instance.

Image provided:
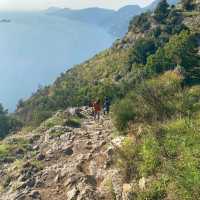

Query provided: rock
[100,141,106,146]
[25,178,36,188]
[36,153,45,161]
[122,184,133,200]
[67,187,79,200]
[139,177,146,191]
[86,141,92,146]
[54,174,60,183]
[14,193,27,200]
[15,148,24,155]
[64,174,82,187]
[29,190,41,199]
[32,145,39,151]
[63,146,73,156]
[111,170,124,200]
[106,147,114,156]
[29,135,41,144]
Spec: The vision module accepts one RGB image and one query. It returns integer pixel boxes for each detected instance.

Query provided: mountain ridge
[45,0,179,37]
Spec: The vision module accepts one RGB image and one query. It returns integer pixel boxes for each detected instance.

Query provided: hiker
[93,99,101,120]
[103,97,110,115]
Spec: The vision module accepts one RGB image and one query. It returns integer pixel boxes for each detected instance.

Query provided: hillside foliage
[0,104,22,139]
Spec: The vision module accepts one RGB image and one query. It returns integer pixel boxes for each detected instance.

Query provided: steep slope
[0,108,117,200]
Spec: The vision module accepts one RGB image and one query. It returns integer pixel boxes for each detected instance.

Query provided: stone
[67,187,79,200]
[63,146,74,156]
[25,178,36,188]
[122,184,133,200]
[32,145,39,151]
[54,174,60,183]
[15,148,24,155]
[29,190,41,199]
[36,153,45,161]
[139,177,146,191]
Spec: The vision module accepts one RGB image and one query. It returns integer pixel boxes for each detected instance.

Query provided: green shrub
[147,31,200,84]
[65,117,81,128]
[128,38,156,67]
[115,137,138,181]
[112,98,136,132]
[138,134,160,177]
[135,178,167,200]
[129,13,151,32]
[154,0,170,22]
[112,71,183,132]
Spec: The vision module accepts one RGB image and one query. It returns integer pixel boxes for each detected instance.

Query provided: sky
[0,0,154,11]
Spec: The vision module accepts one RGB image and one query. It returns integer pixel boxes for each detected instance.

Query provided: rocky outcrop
[0,108,126,200]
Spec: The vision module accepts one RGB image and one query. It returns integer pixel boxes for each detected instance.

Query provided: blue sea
[0,11,115,111]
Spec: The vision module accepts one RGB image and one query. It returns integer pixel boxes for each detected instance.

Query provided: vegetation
[0,104,22,139]
[154,0,170,22]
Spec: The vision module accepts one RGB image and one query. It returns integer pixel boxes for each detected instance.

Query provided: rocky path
[0,110,121,200]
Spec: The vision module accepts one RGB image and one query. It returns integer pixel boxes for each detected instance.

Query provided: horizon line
[0,3,150,12]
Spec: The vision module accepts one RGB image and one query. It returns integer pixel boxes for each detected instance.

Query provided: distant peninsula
[0,19,11,23]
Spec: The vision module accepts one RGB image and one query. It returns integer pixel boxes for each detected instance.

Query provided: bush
[154,0,170,22]
[138,134,160,177]
[65,117,81,128]
[147,31,200,84]
[112,98,136,132]
[135,178,167,200]
[115,137,138,181]
[128,38,156,68]
[112,71,183,132]
[129,13,151,32]
[0,104,22,139]
[182,0,194,10]
[31,109,53,127]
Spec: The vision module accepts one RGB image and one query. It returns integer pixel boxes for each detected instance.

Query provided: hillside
[16,0,200,126]
[1,0,200,199]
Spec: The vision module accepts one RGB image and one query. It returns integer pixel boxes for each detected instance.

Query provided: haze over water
[0,11,115,111]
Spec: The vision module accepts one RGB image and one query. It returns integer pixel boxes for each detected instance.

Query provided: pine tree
[154,0,170,22]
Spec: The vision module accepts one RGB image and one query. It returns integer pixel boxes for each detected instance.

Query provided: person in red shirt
[93,99,101,121]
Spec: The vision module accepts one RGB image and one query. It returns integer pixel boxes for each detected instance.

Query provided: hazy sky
[0,0,154,11]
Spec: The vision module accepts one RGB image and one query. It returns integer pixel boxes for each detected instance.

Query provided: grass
[102,176,117,200]
[0,144,10,157]
[65,117,81,128]
[182,11,200,17]
[0,137,31,163]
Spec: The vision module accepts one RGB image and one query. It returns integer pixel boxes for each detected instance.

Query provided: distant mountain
[45,6,142,37]
[45,7,115,25]
[102,5,143,36]
[45,7,62,13]
[46,0,179,37]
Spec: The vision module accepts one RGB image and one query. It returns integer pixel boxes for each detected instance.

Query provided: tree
[154,0,170,22]
[128,38,157,68]
[147,31,200,84]
[0,104,10,138]
[182,0,194,10]
[0,104,22,138]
